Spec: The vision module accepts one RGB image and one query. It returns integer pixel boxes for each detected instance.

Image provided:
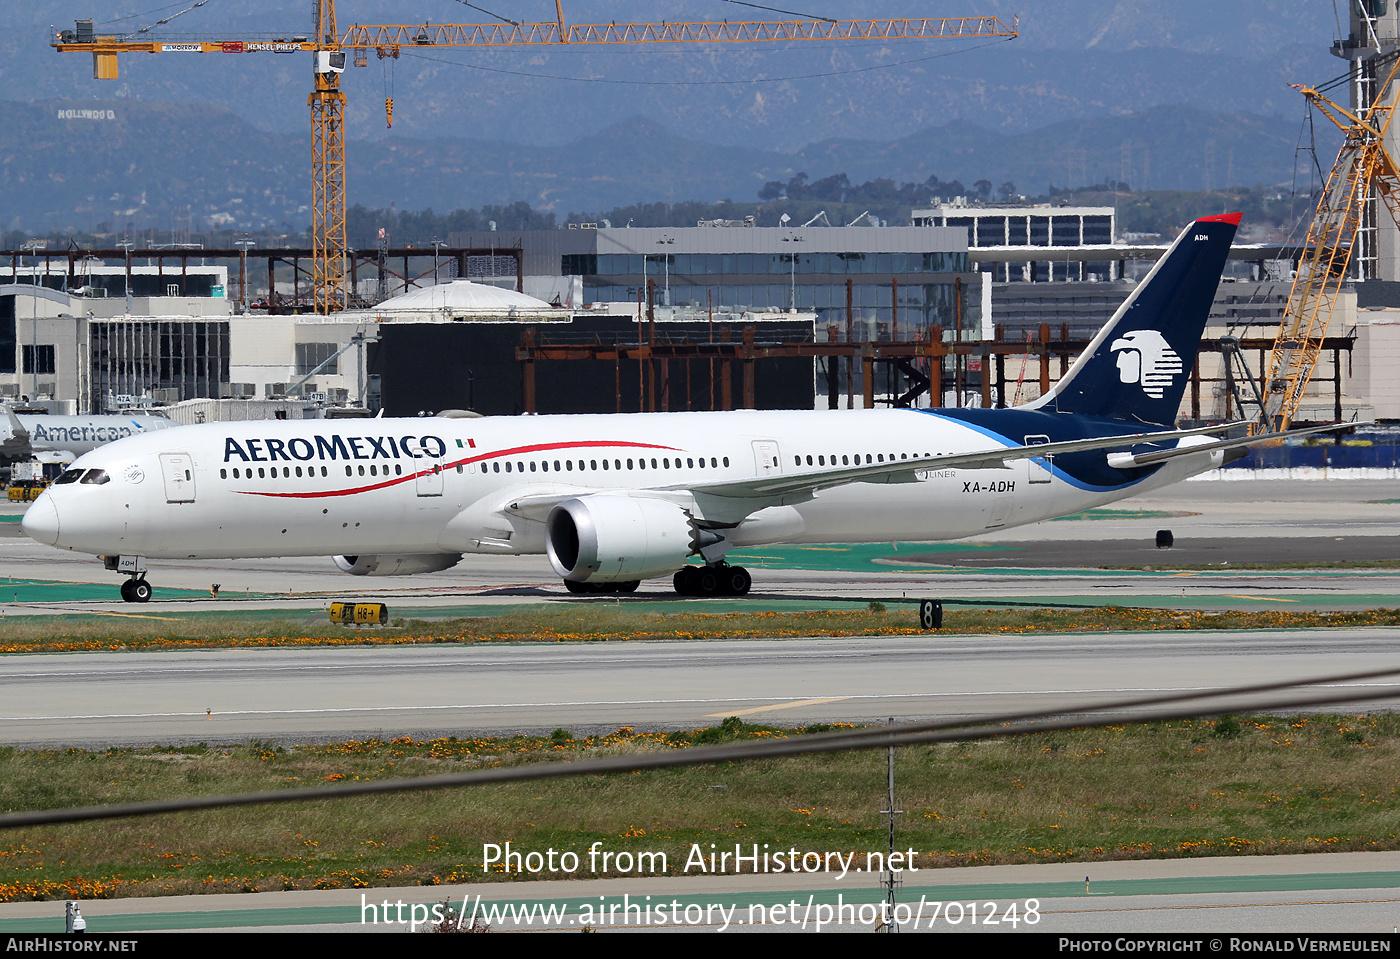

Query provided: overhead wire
[447,0,520,27]
[719,0,836,22]
[97,1,203,29]
[3,664,1398,830]
[120,0,214,40]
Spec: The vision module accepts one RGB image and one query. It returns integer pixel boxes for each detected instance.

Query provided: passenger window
[627,459,634,469]
[554,460,561,471]
[687,458,694,468]
[220,469,227,479]
[723,457,729,467]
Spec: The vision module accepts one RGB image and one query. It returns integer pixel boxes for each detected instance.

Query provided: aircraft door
[752,440,782,476]
[158,453,195,503]
[415,457,444,497]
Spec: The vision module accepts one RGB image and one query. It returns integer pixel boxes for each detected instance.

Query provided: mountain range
[2,99,1338,234]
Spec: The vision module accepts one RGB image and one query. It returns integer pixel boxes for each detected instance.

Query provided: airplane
[19,212,1351,603]
[0,407,176,463]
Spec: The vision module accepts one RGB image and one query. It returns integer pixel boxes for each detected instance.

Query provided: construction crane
[1260,54,1400,431]
[53,3,1017,315]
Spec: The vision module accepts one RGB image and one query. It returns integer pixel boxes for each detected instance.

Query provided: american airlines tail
[1022,212,1240,426]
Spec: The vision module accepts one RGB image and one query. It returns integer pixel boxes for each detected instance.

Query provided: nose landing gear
[673,563,751,597]
[104,555,152,603]
[119,577,152,603]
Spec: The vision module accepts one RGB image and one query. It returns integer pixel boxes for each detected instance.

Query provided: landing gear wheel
[615,580,640,594]
[121,579,151,603]
[694,567,720,597]
[674,567,699,596]
[722,566,752,596]
[564,579,588,594]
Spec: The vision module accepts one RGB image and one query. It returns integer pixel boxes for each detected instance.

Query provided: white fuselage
[23,408,1222,566]
[6,413,175,459]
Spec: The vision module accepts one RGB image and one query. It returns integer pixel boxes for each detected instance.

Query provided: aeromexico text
[223,434,450,463]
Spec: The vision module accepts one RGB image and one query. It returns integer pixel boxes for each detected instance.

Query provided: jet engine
[333,553,463,576]
[546,495,698,583]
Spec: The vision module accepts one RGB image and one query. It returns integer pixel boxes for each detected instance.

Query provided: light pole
[234,238,255,312]
[116,240,134,312]
[20,241,46,399]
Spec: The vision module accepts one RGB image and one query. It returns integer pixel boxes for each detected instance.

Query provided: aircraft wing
[1104,421,1369,469]
[685,421,1243,502]
[493,420,1251,531]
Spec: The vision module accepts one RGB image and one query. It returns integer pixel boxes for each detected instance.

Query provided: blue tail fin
[1024,213,1239,426]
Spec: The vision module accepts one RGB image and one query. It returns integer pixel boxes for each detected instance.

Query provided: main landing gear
[673,563,751,597]
[119,576,152,603]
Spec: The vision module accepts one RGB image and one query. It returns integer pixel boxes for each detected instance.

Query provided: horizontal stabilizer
[1105,422,1370,469]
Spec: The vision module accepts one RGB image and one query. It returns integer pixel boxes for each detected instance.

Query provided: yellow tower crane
[1262,55,1400,431]
[53,3,1017,314]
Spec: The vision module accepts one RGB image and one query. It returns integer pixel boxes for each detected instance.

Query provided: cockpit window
[53,468,85,485]
[79,469,110,485]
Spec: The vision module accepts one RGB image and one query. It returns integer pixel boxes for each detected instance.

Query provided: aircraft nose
[21,496,59,546]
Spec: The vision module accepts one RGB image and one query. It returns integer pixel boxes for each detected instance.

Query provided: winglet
[1197,212,1243,225]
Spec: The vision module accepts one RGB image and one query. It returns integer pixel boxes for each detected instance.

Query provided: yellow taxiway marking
[84,610,185,621]
[706,697,849,718]
[1222,594,1299,603]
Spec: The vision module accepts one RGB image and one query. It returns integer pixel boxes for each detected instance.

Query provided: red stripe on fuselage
[232,439,681,499]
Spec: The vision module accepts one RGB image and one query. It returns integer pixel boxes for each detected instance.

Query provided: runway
[4,629,1398,747]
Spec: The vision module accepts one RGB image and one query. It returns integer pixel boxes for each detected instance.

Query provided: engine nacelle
[333,553,462,576]
[546,495,695,582]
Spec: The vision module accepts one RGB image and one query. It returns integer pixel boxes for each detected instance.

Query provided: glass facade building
[562,226,972,342]
[912,204,1118,283]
